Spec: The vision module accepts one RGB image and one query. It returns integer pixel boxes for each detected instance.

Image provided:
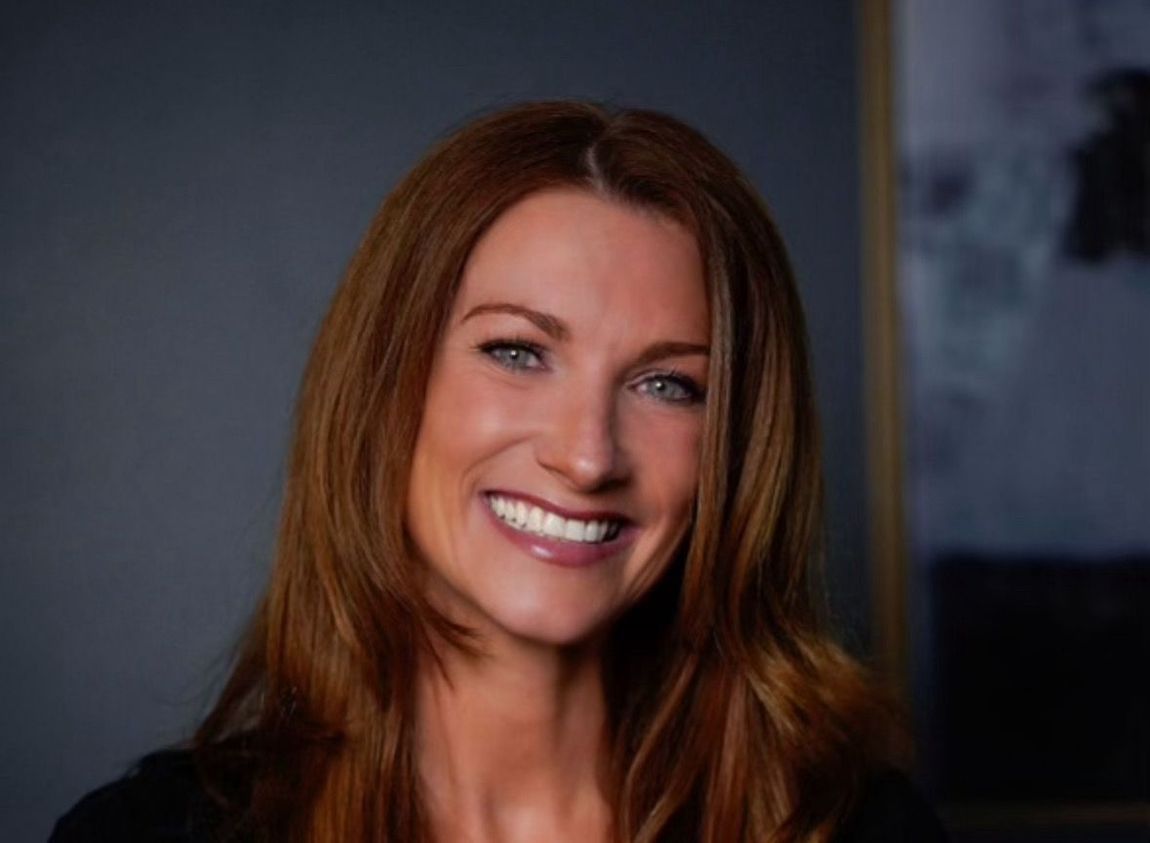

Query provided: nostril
[534,401,627,490]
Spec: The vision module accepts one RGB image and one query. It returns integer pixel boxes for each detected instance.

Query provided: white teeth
[542,512,564,539]
[486,495,622,544]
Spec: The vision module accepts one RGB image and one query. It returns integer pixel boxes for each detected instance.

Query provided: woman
[53,102,946,842]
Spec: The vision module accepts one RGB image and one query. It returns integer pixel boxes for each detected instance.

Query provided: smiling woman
[51,102,946,843]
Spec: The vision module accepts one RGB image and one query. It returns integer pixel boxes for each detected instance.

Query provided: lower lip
[481,498,636,568]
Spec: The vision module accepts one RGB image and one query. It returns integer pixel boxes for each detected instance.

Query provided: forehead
[453,189,708,339]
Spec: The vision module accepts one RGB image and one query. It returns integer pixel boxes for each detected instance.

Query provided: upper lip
[484,489,632,524]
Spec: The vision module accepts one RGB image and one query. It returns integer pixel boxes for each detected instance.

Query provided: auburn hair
[195,101,897,842]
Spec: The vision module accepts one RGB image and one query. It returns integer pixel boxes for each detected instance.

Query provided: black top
[51,751,949,842]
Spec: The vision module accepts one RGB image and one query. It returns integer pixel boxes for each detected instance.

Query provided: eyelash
[474,338,706,406]
[475,336,547,371]
[638,369,705,405]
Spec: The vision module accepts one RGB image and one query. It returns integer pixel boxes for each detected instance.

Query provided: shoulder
[835,767,950,843]
[50,750,227,843]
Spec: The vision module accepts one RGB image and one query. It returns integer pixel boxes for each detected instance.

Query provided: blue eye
[638,373,704,405]
[478,340,545,371]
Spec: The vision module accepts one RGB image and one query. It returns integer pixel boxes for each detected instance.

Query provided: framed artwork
[861,0,1149,839]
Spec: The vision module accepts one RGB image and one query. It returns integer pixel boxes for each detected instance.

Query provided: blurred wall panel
[891,0,1150,837]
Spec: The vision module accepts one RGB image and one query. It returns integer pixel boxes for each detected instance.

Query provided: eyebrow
[461,302,570,341]
[460,301,709,365]
[630,340,710,369]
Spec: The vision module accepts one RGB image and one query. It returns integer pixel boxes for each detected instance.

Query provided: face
[405,188,709,648]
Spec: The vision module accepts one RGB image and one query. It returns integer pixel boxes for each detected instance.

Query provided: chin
[482,592,616,649]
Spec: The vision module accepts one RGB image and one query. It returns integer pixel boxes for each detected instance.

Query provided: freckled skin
[406,188,709,647]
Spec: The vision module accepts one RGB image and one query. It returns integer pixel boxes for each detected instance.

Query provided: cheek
[410,359,522,501]
[637,417,704,509]
[618,419,702,598]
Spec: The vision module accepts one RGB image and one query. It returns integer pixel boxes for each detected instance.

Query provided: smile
[484,493,624,544]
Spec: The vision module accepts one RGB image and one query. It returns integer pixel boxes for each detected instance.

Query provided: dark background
[1,3,869,840]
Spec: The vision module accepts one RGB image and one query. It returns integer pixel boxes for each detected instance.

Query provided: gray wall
[0,2,865,839]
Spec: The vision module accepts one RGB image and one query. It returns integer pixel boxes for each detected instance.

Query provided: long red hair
[195,101,897,842]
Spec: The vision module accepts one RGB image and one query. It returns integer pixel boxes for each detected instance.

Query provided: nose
[534,384,629,492]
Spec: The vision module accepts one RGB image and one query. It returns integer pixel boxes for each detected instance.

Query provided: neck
[416,634,612,843]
